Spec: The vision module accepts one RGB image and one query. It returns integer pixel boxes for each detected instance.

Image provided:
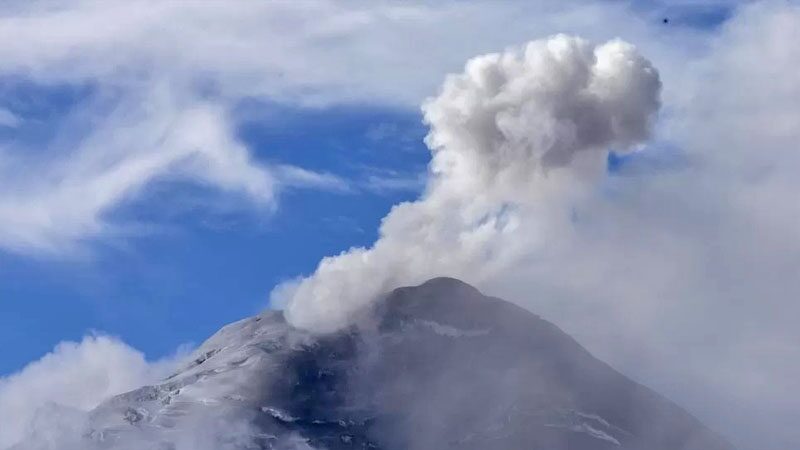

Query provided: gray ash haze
[1,1,799,450]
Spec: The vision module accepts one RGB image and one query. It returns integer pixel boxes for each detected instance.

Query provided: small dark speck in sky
[663,17,669,24]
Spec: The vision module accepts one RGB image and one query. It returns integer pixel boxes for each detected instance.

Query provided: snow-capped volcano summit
[16,278,735,449]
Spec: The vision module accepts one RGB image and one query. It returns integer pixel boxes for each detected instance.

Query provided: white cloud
[275,165,351,192]
[0,0,723,255]
[0,335,180,449]
[0,0,694,106]
[0,108,19,128]
[361,169,426,194]
[0,90,279,254]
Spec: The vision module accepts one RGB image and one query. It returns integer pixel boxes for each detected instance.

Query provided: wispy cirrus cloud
[362,171,425,194]
[0,0,716,256]
[0,108,18,128]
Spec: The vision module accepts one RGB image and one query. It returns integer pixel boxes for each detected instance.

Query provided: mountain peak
[22,277,734,450]
[416,276,481,291]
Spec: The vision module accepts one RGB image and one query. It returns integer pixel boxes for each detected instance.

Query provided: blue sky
[2,2,799,450]
[0,101,429,374]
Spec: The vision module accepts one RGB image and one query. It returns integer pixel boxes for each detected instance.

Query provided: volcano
[19,278,734,450]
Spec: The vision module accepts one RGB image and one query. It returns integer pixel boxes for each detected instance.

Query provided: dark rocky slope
[26,278,733,450]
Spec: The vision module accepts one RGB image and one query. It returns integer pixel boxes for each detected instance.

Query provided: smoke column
[277,35,661,333]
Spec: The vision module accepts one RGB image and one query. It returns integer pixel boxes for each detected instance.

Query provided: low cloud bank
[0,335,178,449]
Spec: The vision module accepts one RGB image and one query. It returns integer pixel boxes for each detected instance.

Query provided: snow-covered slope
[14,278,735,450]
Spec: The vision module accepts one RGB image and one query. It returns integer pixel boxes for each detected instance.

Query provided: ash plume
[279,35,661,333]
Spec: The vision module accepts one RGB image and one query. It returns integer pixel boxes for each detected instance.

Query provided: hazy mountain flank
[17,278,734,450]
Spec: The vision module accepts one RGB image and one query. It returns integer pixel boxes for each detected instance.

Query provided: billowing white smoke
[279,35,661,333]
